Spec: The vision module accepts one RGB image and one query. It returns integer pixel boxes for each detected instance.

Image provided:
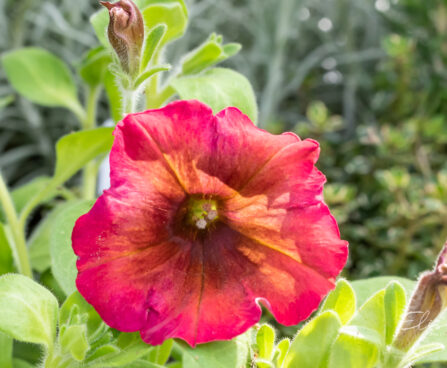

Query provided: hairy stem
[0,173,32,277]
[81,87,101,199]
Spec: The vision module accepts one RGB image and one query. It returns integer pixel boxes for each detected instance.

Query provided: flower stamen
[186,197,219,230]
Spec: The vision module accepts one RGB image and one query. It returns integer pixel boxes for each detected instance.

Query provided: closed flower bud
[393,242,447,351]
[100,0,144,76]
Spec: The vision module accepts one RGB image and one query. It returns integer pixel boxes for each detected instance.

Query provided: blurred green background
[0,0,446,281]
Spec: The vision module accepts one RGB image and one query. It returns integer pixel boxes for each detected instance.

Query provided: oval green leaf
[171,68,258,123]
[256,324,275,367]
[284,310,341,368]
[181,33,241,76]
[50,200,94,295]
[54,128,114,185]
[0,274,58,347]
[1,48,83,117]
[28,201,77,272]
[179,332,250,368]
[328,331,379,368]
[320,279,356,325]
[142,3,187,46]
[384,281,406,345]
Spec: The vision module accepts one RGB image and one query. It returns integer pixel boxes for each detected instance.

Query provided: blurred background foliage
[0,0,446,281]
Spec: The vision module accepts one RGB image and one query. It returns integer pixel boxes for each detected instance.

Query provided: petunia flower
[72,100,348,346]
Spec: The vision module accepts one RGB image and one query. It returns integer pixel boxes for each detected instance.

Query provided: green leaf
[134,65,171,89]
[284,311,341,368]
[11,176,52,216]
[1,48,84,117]
[85,345,120,364]
[140,24,167,71]
[181,33,241,75]
[12,341,42,365]
[50,200,94,295]
[328,331,379,368]
[146,338,173,365]
[320,279,356,325]
[79,46,112,88]
[0,224,13,275]
[141,3,187,46]
[0,332,13,368]
[348,289,386,348]
[273,339,290,368]
[28,201,76,272]
[127,361,165,368]
[0,274,58,347]
[104,70,123,122]
[59,324,90,361]
[401,343,445,367]
[39,269,67,303]
[256,324,275,366]
[410,308,447,363]
[384,281,406,345]
[0,176,52,222]
[351,277,447,364]
[92,332,151,367]
[351,276,414,306]
[171,68,258,123]
[12,359,34,368]
[53,128,114,186]
[179,332,250,368]
[60,292,105,340]
[23,129,111,225]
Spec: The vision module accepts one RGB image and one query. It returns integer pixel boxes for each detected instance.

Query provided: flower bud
[392,242,447,351]
[100,0,144,76]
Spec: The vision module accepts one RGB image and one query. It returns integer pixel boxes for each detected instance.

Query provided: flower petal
[76,238,188,332]
[205,225,335,325]
[126,101,299,196]
[223,139,348,279]
[73,100,348,347]
[126,100,234,197]
[213,107,300,190]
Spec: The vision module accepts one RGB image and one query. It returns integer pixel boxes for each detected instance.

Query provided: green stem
[81,87,101,199]
[44,348,73,368]
[82,86,100,130]
[148,85,175,109]
[123,89,139,114]
[145,50,162,109]
[81,162,98,200]
[0,173,32,277]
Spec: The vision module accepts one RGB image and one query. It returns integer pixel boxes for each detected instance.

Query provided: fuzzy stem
[81,87,101,199]
[0,173,32,277]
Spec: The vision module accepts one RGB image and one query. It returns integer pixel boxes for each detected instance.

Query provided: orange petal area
[223,139,348,279]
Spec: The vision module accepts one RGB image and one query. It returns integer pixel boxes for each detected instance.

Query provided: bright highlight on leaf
[0,274,58,348]
[172,68,258,123]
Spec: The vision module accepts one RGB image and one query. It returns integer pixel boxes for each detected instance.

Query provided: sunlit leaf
[172,68,258,123]
[284,311,341,368]
[0,274,58,347]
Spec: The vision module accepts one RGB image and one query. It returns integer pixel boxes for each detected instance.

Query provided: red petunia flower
[72,100,348,346]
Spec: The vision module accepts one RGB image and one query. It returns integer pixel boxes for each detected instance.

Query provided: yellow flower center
[185,197,219,230]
